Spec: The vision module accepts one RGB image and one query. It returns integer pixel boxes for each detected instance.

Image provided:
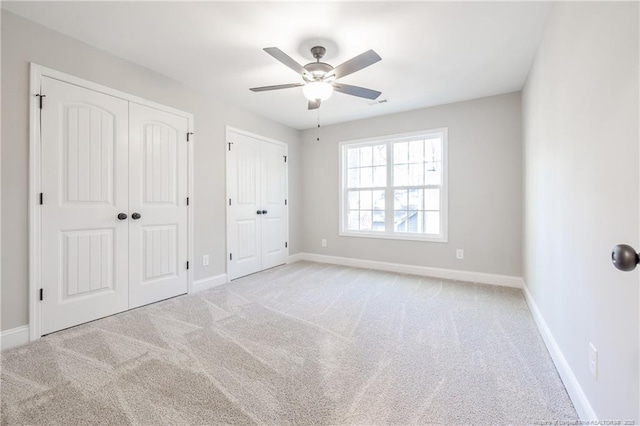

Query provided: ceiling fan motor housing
[303,62,334,82]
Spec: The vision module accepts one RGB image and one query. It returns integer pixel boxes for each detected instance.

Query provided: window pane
[360,190,372,210]
[360,210,373,230]
[405,211,420,233]
[347,148,359,168]
[408,189,423,210]
[393,142,408,164]
[408,163,424,186]
[348,191,359,210]
[394,164,408,186]
[408,140,424,163]
[426,138,441,162]
[348,211,359,230]
[373,166,386,187]
[360,167,373,187]
[425,188,439,210]
[373,190,385,210]
[425,161,441,185]
[373,144,386,166]
[394,189,408,210]
[372,211,385,231]
[425,211,440,234]
[348,168,359,188]
[394,210,407,232]
[360,146,372,167]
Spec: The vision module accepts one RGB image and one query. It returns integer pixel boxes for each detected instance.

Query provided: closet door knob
[262,210,268,215]
[117,213,127,220]
[256,210,263,215]
[131,212,142,220]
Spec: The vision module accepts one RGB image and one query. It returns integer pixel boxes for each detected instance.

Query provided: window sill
[339,230,448,243]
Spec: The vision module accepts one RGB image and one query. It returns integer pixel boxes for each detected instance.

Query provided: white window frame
[339,128,448,243]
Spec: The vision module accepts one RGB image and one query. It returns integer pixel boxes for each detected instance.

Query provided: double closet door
[40,77,189,335]
[227,130,288,280]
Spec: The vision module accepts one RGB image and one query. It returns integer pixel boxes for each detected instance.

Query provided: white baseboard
[291,252,523,288]
[191,274,228,293]
[522,282,597,420]
[288,252,305,263]
[1,325,30,351]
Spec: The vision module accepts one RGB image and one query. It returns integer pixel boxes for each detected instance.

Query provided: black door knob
[256,210,262,215]
[262,210,268,215]
[611,244,639,271]
[117,213,127,220]
[131,212,142,220]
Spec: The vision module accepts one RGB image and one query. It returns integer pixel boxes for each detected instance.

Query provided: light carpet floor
[1,261,577,425]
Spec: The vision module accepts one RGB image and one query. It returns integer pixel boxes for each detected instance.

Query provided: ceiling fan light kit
[303,81,333,101]
[250,45,382,110]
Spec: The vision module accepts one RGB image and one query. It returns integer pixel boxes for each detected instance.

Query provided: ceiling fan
[250,46,382,110]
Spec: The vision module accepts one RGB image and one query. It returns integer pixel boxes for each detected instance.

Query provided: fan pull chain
[317,108,321,142]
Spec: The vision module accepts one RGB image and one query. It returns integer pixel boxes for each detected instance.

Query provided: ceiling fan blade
[264,47,307,76]
[333,83,381,100]
[308,99,321,110]
[329,49,381,79]
[250,83,304,92]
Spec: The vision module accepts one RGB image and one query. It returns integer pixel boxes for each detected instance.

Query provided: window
[340,128,448,242]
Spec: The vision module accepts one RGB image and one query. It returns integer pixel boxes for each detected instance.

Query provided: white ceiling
[3,1,552,130]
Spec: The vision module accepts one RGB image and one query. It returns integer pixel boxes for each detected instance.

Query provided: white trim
[522,281,597,421]
[338,127,449,243]
[291,252,523,288]
[29,63,195,341]
[1,326,30,351]
[288,253,305,263]
[191,274,228,293]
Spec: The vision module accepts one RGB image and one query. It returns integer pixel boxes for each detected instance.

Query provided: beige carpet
[1,261,576,425]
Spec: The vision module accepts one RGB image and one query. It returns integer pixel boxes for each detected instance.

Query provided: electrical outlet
[321,239,327,248]
[202,254,210,266]
[589,343,598,379]
[456,249,464,260]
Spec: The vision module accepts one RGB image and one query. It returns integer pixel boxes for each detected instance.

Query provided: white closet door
[40,77,129,335]
[227,132,263,280]
[128,103,189,308]
[260,141,288,269]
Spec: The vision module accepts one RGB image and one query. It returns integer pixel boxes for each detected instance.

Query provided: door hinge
[228,198,232,206]
[228,142,233,151]
[283,155,287,163]
[36,93,46,109]
[230,253,233,261]
[186,261,190,270]
[39,288,43,301]
[186,197,189,206]
[187,132,194,142]
[285,242,288,248]
[284,199,287,206]
[39,193,43,205]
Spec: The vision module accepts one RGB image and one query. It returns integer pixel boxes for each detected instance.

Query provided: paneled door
[40,77,129,335]
[227,130,288,280]
[260,141,288,270]
[128,103,189,308]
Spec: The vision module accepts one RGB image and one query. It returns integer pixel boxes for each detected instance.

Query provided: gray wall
[522,2,639,418]
[1,10,302,331]
[300,92,522,277]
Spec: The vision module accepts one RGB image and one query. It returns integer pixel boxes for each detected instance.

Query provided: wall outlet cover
[202,254,210,266]
[456,249,464,260]
[321,239,327,248]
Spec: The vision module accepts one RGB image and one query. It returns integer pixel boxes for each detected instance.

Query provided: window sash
[340,129,447,242]
[340,129,447,241]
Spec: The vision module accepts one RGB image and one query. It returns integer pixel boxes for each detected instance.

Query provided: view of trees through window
[343,132,445,240]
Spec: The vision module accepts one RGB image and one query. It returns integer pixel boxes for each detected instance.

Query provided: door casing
[29,64,195,341]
